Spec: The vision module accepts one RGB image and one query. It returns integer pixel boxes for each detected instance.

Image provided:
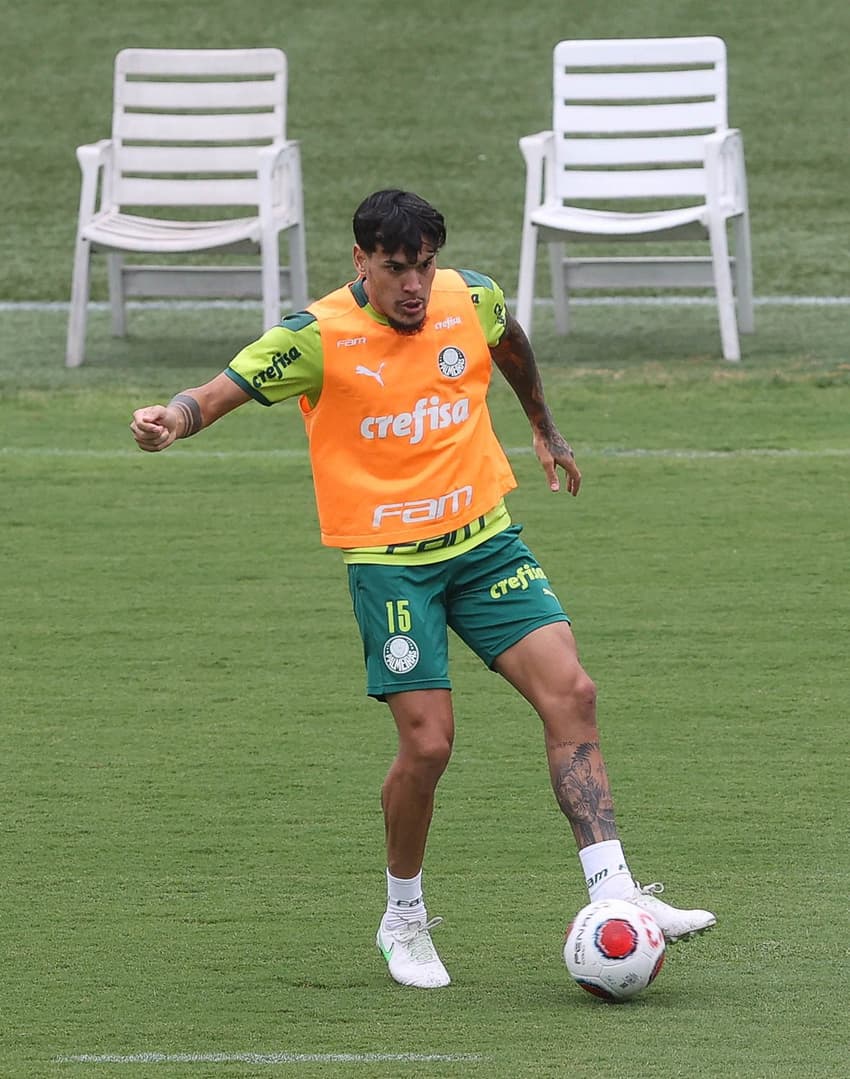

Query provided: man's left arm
[490,312,582,497]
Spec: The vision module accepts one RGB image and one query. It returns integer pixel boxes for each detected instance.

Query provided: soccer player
[130,189,716,989]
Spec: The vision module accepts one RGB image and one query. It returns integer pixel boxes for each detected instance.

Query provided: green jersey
[224,270,508,408]
[224,269,513,564]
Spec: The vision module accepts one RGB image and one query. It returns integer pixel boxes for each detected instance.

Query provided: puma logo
[355,363,386,387]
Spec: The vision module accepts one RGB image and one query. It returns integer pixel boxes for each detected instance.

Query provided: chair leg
[261,231,282,331]
[107,254,127,337]
[66,235,91,368]
[516,219,538,337]
[733,211,755,334]
[288,221,309,310]
[709,218,741,362]
[547,240,568,335]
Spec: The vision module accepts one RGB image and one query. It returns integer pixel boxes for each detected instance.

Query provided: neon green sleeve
[456,269,508,347]
[225,313,324,407]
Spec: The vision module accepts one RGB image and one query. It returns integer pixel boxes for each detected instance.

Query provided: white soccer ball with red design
[563,899,666,1001]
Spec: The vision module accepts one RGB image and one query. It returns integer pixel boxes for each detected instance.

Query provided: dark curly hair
[353,189,447,260]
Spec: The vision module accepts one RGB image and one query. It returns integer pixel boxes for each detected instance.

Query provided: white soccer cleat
[628,882,717,943]
[376,914,451,988]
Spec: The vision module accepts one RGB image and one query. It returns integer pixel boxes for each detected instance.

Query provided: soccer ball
[563,899,666,1001]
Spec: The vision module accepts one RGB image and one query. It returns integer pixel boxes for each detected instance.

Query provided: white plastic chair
[66,48,308,367]
[517,36,754,361]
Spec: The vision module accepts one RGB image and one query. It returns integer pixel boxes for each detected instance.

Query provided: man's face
[354,243,437,334]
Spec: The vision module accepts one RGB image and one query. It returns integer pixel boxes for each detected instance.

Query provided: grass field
[3,0,850,304]
[2,0,850,1077]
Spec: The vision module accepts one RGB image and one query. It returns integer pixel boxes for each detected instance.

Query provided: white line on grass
[3,446,850,462]
[54,1052,483,1065]
[3,296,850,313]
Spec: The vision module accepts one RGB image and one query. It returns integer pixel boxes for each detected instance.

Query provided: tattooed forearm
[552,741,618,846]
[168,393,203,438]
[491,313,579,471]
[490,313,553,430]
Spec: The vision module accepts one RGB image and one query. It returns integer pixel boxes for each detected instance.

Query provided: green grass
[3,0,850,303]
[3,0,850,1075]
[3,305,850,1078]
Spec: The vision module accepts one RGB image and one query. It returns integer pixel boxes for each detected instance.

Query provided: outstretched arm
[490,312,581,496]
[130,372,250,452]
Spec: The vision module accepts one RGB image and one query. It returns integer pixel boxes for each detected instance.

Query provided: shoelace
[388,917,444,963]
[636,881,665,897]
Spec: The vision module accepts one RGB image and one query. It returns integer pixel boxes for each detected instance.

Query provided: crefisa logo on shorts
[383,635,420,673]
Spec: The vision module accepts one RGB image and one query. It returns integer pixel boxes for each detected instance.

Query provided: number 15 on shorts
[385,599,412,634]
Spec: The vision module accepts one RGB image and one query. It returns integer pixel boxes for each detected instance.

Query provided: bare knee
[398,721,454,777]
[497,623,597,731]
[570,669,598,719]
[539,668,598,740]
[388,692,455,781]
[541,659,597,713]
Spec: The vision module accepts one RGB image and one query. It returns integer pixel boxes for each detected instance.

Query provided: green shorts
[347,524,570,699]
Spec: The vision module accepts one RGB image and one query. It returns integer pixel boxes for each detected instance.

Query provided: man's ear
[353,245,368,276]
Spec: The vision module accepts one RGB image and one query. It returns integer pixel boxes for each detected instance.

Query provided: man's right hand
[130,405,179,452]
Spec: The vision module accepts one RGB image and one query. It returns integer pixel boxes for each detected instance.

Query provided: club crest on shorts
[437,346,466,378]
[383,635,420,673]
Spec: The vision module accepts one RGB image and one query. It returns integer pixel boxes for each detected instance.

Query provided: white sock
[385,869,427,921]
[579,840,635,901]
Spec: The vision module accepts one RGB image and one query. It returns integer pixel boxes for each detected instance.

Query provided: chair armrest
[75,139,113,224]
[258,139,301,172]
[76,138,112,168]
[258,140,303,224]
[704,129,749,216]
[519,131,555,213]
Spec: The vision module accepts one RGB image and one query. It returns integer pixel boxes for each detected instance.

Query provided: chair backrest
[109,48,287,208]
[552,37,728,204]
